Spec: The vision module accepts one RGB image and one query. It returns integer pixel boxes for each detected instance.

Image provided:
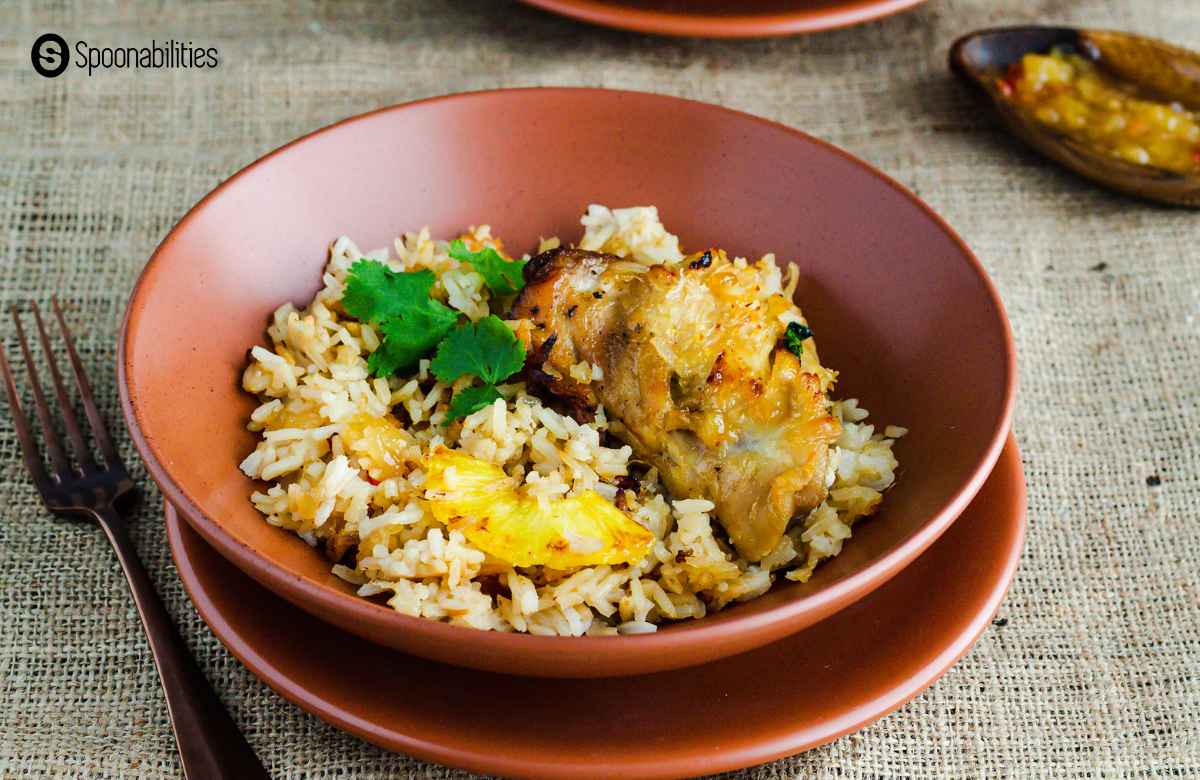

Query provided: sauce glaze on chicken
[510,246,841,562]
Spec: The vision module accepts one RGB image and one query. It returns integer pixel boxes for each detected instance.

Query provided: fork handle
[96,507,271,779]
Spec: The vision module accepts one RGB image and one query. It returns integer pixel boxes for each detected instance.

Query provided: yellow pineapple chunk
[342,412,417,480]
[424,449,653,568]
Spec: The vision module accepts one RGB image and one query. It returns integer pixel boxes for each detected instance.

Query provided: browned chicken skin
[510,247,841,562]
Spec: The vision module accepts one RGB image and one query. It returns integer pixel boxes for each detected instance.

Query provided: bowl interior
[122,89,1012,660]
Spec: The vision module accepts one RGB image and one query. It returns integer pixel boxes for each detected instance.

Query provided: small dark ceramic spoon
[950,25,1200,207]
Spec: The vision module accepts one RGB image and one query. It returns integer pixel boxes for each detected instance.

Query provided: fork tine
[31,301,96,470]
[50,297,121,468]
[0,345,52,490]
[11,306,73,478]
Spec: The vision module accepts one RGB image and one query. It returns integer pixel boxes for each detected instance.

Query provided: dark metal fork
[0,299,270,780]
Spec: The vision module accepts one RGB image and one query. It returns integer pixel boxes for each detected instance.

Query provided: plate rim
[165,433,1026,779]
[121,86,1018,673]
[518,0,929,38]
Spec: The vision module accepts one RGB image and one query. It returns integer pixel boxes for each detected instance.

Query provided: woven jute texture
[2,1,1198,777]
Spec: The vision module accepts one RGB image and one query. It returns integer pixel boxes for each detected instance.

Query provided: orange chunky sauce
[997,50,1200,175]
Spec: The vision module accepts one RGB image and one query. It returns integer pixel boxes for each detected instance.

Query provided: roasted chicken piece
[510,247,841,562]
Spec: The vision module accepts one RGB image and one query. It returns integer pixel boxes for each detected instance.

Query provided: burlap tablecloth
[2,1,1198,776]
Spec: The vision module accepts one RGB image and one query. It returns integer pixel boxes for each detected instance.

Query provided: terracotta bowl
[120,88,1015,678]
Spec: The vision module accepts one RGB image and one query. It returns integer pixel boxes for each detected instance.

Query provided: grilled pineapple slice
[424,449,653,568]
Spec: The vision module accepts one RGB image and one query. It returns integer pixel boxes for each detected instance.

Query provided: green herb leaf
[342,260,460,376]
[430,315,525,386]
[366,314,447,376]
[344,262,439,323]
[445,384,503,423]
[449,239,527,297]
[784,322,813,357]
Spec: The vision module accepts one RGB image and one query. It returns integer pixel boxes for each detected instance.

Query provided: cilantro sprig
[784,322,813,357]
[343,261,459,376]
[341,260,528,422]
[431,315,526,421]
[449,239,527,297]
[445,384,504,422]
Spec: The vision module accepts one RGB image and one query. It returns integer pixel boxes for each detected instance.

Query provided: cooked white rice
[239,206,904,635]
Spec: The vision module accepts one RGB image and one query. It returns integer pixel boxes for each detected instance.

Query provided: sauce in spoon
[995,48,1200,175]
